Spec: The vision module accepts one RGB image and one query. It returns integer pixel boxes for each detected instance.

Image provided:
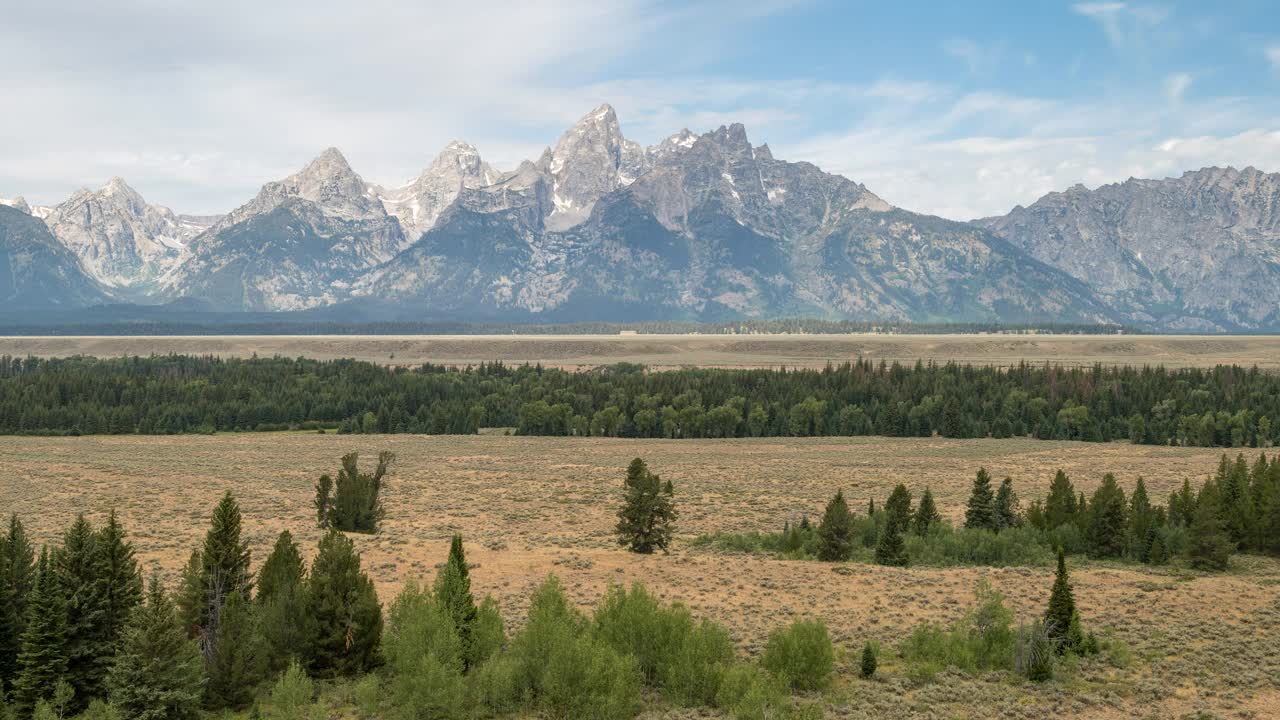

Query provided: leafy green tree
[994,477,1020,531]
[1086,474,1127,559]
[874,516,908,567]
[1044,470,1078,529]
[257,531,310,673]
[761,619,833,692]
[615,458,677,554]
[108,577,205,720]
[204,590,266,710]
[883,484,913,531]
[304,530,383,676]
[1044,548,1076,653]
[1186,500,1232,571]
[433,534,479,669]
[913,488,941,534]
[964,468,997,531]
[12,550,69,718]
[816,490,854,561]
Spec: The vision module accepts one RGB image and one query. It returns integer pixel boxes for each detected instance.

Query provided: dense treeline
[2,355,1279,447]
[697,452,1280,569]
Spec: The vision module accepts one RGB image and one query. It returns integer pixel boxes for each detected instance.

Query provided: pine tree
[96,510,143,657]
[314,473,333,529]
[204,591,265,710]
[12,550,69,718]
[257,531,310,674]
[304,530,383,677]
[433,534,478,669]
[1044,470,1078,529]
[913,488,941,534]
[883,484,913,532]
[964,468,997,531]
[994,477,1020,531]
[615,458,677,554]
[53,515,112,708]
[0,545,17,696]
[859,641,877,679]
[5,514,36,641]
[174,550,205,638]
[327,452,394,534]
[1127,478,1155,561]
[1186,500,1232,571]
[1086,474,1127,559]
[874,515,908,566]
[1044,548,1076,654]
[817,490,854,561]
[189,492,253,658]
[108,577,205,720]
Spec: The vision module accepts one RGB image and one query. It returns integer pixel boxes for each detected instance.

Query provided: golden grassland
[1,433,1277,718]
[3,332,1280,370]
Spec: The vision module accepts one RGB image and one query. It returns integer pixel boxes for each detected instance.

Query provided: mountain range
[3,104,1277,330]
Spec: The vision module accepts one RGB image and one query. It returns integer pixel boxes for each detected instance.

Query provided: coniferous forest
[1,355,1278,446]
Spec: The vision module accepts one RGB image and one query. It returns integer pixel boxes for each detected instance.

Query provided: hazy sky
[3,0,1279,218]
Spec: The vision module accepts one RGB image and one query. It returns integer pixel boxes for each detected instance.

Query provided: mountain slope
[0,204,108,310]
[981,166,1280,330]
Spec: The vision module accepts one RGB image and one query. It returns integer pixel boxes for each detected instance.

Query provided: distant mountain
[0,204,107,309]
[980,167,1280,331]
[6,106,1279,329]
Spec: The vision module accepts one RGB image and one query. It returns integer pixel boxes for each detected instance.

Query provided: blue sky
[3,0,1279,218]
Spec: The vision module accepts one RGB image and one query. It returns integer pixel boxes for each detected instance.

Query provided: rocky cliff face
[0,204,107,309]
[980,166,1280,331]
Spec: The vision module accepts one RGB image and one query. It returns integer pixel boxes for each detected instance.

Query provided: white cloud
[1073,2,1169,50]
[942,38,999,75]
[1164,73,1192,103]
[1268,46,1280,71]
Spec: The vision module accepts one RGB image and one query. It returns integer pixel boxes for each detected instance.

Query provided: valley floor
[2,434,1277,718]
[2,332,1280,370]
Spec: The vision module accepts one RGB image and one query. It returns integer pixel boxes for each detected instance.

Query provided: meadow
[2,433,1276,718]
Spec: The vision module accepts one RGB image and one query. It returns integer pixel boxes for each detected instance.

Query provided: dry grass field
[3,332,1280,370]
[1,433,1277,718]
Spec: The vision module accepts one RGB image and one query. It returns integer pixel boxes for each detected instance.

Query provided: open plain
[3,332,1280,370]
[2,433,1276,718]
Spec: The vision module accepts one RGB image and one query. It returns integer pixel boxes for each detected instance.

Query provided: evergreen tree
[433,534,478,669]
[5,515,36,641]
[964,468,997,531]
[204,591,265,710]
[1086,474,1127,559]
[95,510,143,658]
[256,531,310,674]
[874,515,908,566]
[189,492,253,658]
[615,458,677,554]
[1044,548,1076,653]
[1044,470,1078,529]
[994,477,1020,531]
[53,515,112,709]
[304,530,383,677]
[912,488,941,534]
[859,641,877,679]
[174,550,204,639]
[883,484,913,532]
[327,452,395,534]
[1127,478,1155,561]
[313,473,333,529]
[13,550,69,717]
[108,577,205,720]
[817,490,854,561]
[1186,500,1232,571]
[0,545,17,696]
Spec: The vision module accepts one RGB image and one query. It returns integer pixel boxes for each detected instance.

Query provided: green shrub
[467,654,524,716]
[715,663,788,720]
[470,596,507,667]
[593,583,690,685]
[761,619,834,692]
[351,674,382,718]
[900,581,1016,680]
[258,660,318,720]
[383,582,466,719]
[77,701,123,720]
[539,634,642,720]
[1013,622,1055,682]
[661,619,735,706]
[905,525,1054,567]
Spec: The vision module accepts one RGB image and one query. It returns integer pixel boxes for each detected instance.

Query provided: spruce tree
[817,490,854,561]
[327,452,394,534]
[108,577,205,720]
[189,492,253,657]
[96,510,143,655]
[1127,478,1155,561]
[1086,474,1127,559]
[204,591,265,710]
[314,473,333,529]
[874,515,908,566]
[1186,500,1232,571]
[1044,548,1076,653]
[433,534,478,669]
[615,458,677,554]
[53,515,112,709]
[883,484,913,532]
[994,477,1020,531]
[304,530,383,677]
[1044,470,1077,529]
[913,488,941,534]
[5,515,36,640]
[13,550,69,718]
[256,531,310,673]
[859,641,877,679]
[0,547,17,696]
[964,468,997,531]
